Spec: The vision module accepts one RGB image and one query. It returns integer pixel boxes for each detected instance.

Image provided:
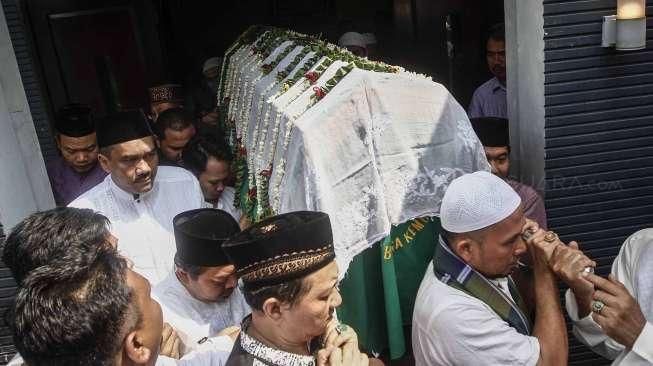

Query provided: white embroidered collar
[240,318,316,366]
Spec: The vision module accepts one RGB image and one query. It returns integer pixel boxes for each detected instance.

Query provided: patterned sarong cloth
[433,235,532,335]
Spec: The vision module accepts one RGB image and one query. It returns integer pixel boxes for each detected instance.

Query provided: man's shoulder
[414,267,489,325]
[506,179,541,198]
[68,176,110,208]
[157,166,197,183]
[472,77,500,95]
[221,187,237,201]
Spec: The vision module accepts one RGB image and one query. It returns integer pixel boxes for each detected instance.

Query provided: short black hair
[487,23,505,43]
[182,132,233,177]
[1,207,111,284]
[10,224,133,365]
[242,277,308,311]
[154,107,194,139]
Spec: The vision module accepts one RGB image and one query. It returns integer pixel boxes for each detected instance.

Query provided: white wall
[504,0,546,193]
[0,5,55,229]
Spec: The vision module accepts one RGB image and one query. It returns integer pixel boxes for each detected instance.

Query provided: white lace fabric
[278,68,489,271]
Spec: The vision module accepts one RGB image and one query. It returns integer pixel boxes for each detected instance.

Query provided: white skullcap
[338,32,368,49]
[363,32,377,45]
[440,171,521,233]
[202,57,222,73]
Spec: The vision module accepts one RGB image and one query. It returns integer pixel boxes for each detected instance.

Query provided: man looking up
[412,171,596,366]
[154,208,250,354]
[469,23,506,118]
[70,110,204,285]
[470,117,547,229]
[46,103,107,205]
[155,108,196,167]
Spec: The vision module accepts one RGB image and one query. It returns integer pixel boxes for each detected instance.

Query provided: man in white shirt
[412,171,596,366]
[565,229,653,365]
[70,110,204,285]
[181,133,241,222]
[154,208,250,355]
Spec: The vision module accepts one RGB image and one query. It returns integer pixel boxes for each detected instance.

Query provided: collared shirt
[46,155,108,206]
[412,262,540,366]
[69,166,204,285]
[565,228,653,365]
[226,317,316,366]
[506,178,548,230]
[153,273,250,354]
[468,77,507,119]
[203,187,242,222]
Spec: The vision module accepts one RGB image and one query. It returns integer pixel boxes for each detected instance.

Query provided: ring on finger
[591,300,605,314]
[544,231,558,243]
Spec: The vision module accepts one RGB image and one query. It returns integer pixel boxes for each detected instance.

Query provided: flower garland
[223,25,407,222]
[233,36,290,212]
[268,58,337,212]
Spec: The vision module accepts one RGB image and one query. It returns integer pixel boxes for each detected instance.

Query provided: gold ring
[591,300,605,314]
[544,231,558,243]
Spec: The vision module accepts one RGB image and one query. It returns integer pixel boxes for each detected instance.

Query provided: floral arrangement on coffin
[216,26,410,223]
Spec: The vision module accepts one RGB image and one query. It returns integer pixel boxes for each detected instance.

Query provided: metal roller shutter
[543,1,653,364]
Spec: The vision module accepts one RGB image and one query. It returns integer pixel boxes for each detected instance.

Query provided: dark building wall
[543,1,653,365]
[1,0,56,163]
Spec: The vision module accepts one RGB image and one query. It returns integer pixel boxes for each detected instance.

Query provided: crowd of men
[0,25,651,366]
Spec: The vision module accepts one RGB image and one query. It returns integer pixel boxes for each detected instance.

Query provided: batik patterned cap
[147,84,184,105]
[222,211,335,288]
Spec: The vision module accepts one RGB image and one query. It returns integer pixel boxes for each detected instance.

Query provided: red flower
[248,187,257,200]
[260,165,273,178]
[304,71,319,84]
[313,86,326,100]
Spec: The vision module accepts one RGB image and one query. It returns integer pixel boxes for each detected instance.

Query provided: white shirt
[8,336,232,366]
[565,228,653,365]
[157,335,233,365]
[412,263,540,366]
[202,186,242,222]
[69,166,204,285]
[154,273,251,354]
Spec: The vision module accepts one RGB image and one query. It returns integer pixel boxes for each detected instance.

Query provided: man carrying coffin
[154,208,250,355]
[412,171,596,365]
[222,211,376,366]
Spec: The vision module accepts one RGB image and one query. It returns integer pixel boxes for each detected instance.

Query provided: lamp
[602,0,646,50]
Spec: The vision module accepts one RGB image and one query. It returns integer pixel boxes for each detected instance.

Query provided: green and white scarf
[433,235,532,335]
